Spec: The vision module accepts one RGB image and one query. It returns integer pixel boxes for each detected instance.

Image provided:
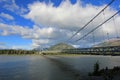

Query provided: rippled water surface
[0,55,120,80]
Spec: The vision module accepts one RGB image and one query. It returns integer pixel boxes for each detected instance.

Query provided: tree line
[0,49,37,55]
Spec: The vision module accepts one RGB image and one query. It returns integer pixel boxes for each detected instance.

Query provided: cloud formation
[24,0,120,48]
[0,0,28,15]
[0,23,72,48]
[24,0,116,31]
[0,0,120,49]
[0,12,14,20]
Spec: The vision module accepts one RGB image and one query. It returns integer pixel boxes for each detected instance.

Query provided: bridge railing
[61,46,120,55]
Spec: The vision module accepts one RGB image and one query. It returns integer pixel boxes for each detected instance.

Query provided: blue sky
[0,0,120,49]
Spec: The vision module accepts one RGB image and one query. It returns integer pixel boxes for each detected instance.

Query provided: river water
[0,55,120,80]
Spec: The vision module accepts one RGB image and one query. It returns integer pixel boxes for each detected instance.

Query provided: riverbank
[1,53,120,56]
[89,67,120,80]
[0,49,120,56]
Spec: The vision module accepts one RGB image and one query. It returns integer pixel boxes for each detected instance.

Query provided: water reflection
[0,55,120,80]
[54,55,120,75]
[43,56,83,80]
[0,55,79,80]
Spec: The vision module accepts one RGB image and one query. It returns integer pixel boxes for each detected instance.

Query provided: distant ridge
[49,43,74,50]
[94,38,120,47]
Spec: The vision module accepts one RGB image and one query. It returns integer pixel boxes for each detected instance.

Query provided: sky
[0,0,120,49]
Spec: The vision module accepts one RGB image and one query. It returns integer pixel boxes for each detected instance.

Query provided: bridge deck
[61,46,120,55]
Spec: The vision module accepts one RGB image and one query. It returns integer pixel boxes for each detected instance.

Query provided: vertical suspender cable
[102,10,106,41]
[92,31,96,46]
[113,16,119,38]
[107,32,110,41]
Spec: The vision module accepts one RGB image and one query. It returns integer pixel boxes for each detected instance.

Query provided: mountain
[94,39,120,47]
[49,43,74,50]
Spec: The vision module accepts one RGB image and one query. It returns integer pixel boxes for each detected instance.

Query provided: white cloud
[0,12,14,20]
[0,23,71,48]
[0,23,32,37]
[22,0,120,48]
[0,0,120,49]
[11,45,31,50]
[24,0,115,31]
[2,0,28,15]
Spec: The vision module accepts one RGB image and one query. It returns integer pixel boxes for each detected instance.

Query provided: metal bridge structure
[61,0,120,55]
[41,0,120,55]
[61,46,120,55]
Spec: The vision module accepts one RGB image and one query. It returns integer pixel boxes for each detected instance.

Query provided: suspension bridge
[41,0,120,55]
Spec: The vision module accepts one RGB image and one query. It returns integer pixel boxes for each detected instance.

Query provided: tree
[93,61,100,76]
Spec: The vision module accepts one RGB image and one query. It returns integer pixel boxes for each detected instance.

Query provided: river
[0,55,120,80]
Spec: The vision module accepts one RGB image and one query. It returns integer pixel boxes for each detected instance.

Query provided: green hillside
[49,43,74,50]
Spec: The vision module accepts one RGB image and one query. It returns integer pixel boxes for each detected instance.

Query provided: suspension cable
[67,0,115,42]
[75,10,120,42]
